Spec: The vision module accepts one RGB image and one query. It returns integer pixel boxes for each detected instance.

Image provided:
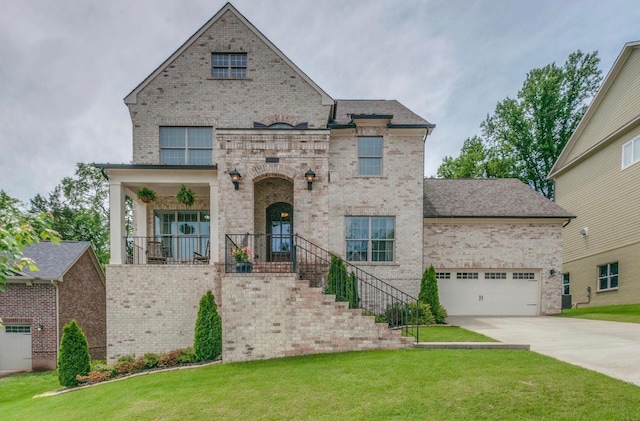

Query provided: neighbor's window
[563,273,570,295]
[345,216,394,262]
[358,137,383,175]
[622,136,640,169]
[160,127,212,165]
[212,53,247,79]
[597,262,618,291]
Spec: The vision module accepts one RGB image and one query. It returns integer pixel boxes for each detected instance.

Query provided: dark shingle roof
[20,241,92,279]
[333,99,433,127]
[423,178,575,219]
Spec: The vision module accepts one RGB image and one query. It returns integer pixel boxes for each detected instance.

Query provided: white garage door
[0,325,33,371]
[438,270,539,316]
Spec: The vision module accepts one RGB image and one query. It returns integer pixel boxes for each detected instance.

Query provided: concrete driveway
[448,316,640,387]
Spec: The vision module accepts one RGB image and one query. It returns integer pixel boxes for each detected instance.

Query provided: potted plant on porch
[176,184,196,207]
[231,245,253,273]
[137,186,157,203]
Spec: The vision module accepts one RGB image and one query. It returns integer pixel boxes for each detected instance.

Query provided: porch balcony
[124,235,211,265]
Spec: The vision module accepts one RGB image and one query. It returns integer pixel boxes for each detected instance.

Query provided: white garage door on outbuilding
[0,324,32,371]
[438,270,540,316]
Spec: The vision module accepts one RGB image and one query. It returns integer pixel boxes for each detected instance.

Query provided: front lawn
[404,326,497,342]
[556,303,640,324]
[1,349,638,420]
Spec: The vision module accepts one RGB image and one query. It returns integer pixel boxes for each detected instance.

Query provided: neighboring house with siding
[549,41,640,308]
[0,241,106,371]
[97,3,569,364]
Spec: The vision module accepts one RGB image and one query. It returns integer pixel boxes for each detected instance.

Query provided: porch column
[210,179,219,263]
[109,181,126,265]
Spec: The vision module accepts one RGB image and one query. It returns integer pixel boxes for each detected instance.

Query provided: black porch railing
[224,233,419,341]
[124,235,210,265]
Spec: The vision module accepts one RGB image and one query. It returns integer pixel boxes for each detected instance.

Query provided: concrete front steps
[221,273,413,363]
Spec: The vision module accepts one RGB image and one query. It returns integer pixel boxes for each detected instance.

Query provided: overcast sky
[1,0,639,203]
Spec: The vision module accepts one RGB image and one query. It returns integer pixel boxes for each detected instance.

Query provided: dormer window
[212,53,247,79]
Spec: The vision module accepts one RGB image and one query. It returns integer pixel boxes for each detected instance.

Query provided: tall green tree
[438,50,603,199]
[419,265,445,324]
[30,163,110,264]
[58,319,91,387]
[194,290,222,361]
[0,191,60,289]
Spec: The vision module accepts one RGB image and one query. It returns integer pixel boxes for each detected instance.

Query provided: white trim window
[598,262,618,291]
[212,53,247,79]
[160,127,213,165]
[358,137,383,175]
[345,216,394,262]
[622,136,640,169]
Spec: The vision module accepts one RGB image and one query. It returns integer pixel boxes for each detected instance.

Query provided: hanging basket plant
[176,184,196,207]
[137,186,157,203]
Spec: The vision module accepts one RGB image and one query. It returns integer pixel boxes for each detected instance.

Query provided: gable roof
[548,41,640,179]
[124,2,333,106]
[14,241,103,281]
[332,99,435,130]
[423,178,574,219]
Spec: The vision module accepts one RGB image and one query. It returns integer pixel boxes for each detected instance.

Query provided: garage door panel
[0,326,33,371]
[439,271,539,316]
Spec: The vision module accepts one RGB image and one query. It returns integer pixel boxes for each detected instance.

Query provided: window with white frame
[358,137,383,175]
[622,136,640,169]
[154,210,210,261]
[160,127,213,165]
[211,53,247,79]
[563,273,570,295]
[345,216,394,262]
[598,262,618,291]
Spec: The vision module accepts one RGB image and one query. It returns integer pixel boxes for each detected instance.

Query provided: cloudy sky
[1,0,639,203]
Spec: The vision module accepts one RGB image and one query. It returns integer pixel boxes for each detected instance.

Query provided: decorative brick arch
[248,163,297,183]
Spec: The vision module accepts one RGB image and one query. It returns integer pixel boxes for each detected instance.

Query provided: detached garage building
[0,241,105,371]
[423,179,574,316]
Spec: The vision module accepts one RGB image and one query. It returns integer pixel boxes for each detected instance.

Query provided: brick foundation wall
[105,264,219,363]
[424,221,564,315]
[222,273,410,363]
[0,283,57,370]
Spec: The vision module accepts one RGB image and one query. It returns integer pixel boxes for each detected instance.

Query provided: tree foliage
[437,50,603,199]
[0,191,60,289]
[30,163,110,264]
[419,265,445,324]
[58,319,91,387]
[326,256,360,308]
[194,290,222,361]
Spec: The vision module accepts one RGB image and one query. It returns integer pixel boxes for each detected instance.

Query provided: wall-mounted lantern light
[304,169,316,190]
[549,268,557,276]
[37,323,44,331]
[229,168,241,190]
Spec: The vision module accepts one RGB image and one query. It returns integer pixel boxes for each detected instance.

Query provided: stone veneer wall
[222,273,411,363]
[424,221,564,315]
[106,265,219,363]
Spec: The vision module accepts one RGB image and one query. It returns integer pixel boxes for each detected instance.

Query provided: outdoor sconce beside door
[229,168,241,190]
[304,169,316,190]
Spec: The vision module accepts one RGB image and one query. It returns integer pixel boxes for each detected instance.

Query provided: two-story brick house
[98,3,570,363]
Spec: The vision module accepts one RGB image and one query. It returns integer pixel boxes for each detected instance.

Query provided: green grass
[556,303,640,323]
[404,326,497,342]
[1,349,639,420]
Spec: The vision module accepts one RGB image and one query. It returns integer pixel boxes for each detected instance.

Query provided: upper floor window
[212,53,247,79]
[345,216,395,262]
[622,136,640,169]
[358,137,383,175]
[160,127,212,165]
[598,262,618,291]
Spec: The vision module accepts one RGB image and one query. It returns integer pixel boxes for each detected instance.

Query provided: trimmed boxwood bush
[194,290,222,361]
[58,319,91,387]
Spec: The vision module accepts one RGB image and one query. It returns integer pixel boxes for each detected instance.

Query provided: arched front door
[266,202,293,262]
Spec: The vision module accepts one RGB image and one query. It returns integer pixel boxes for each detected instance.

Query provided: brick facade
[424,221,564,314]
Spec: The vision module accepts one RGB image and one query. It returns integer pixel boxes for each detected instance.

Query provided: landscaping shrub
[57,319,91,387]
[193,290,222,361]
[158,350,181,367]
[178,347,196,364]
[76,370,112,385]
[143,353,160,369]
[347,271,360,309]
[325,255,348,301]
[407,302,435,325]
[382,302,410,327]
[419,265,447,324]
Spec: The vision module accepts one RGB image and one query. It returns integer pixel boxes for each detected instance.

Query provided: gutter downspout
[53,279,60,364]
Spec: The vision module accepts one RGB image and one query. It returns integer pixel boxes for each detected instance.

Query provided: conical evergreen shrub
[194,290,222,361]
[419,265,447,324]
[57,319,91,387]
